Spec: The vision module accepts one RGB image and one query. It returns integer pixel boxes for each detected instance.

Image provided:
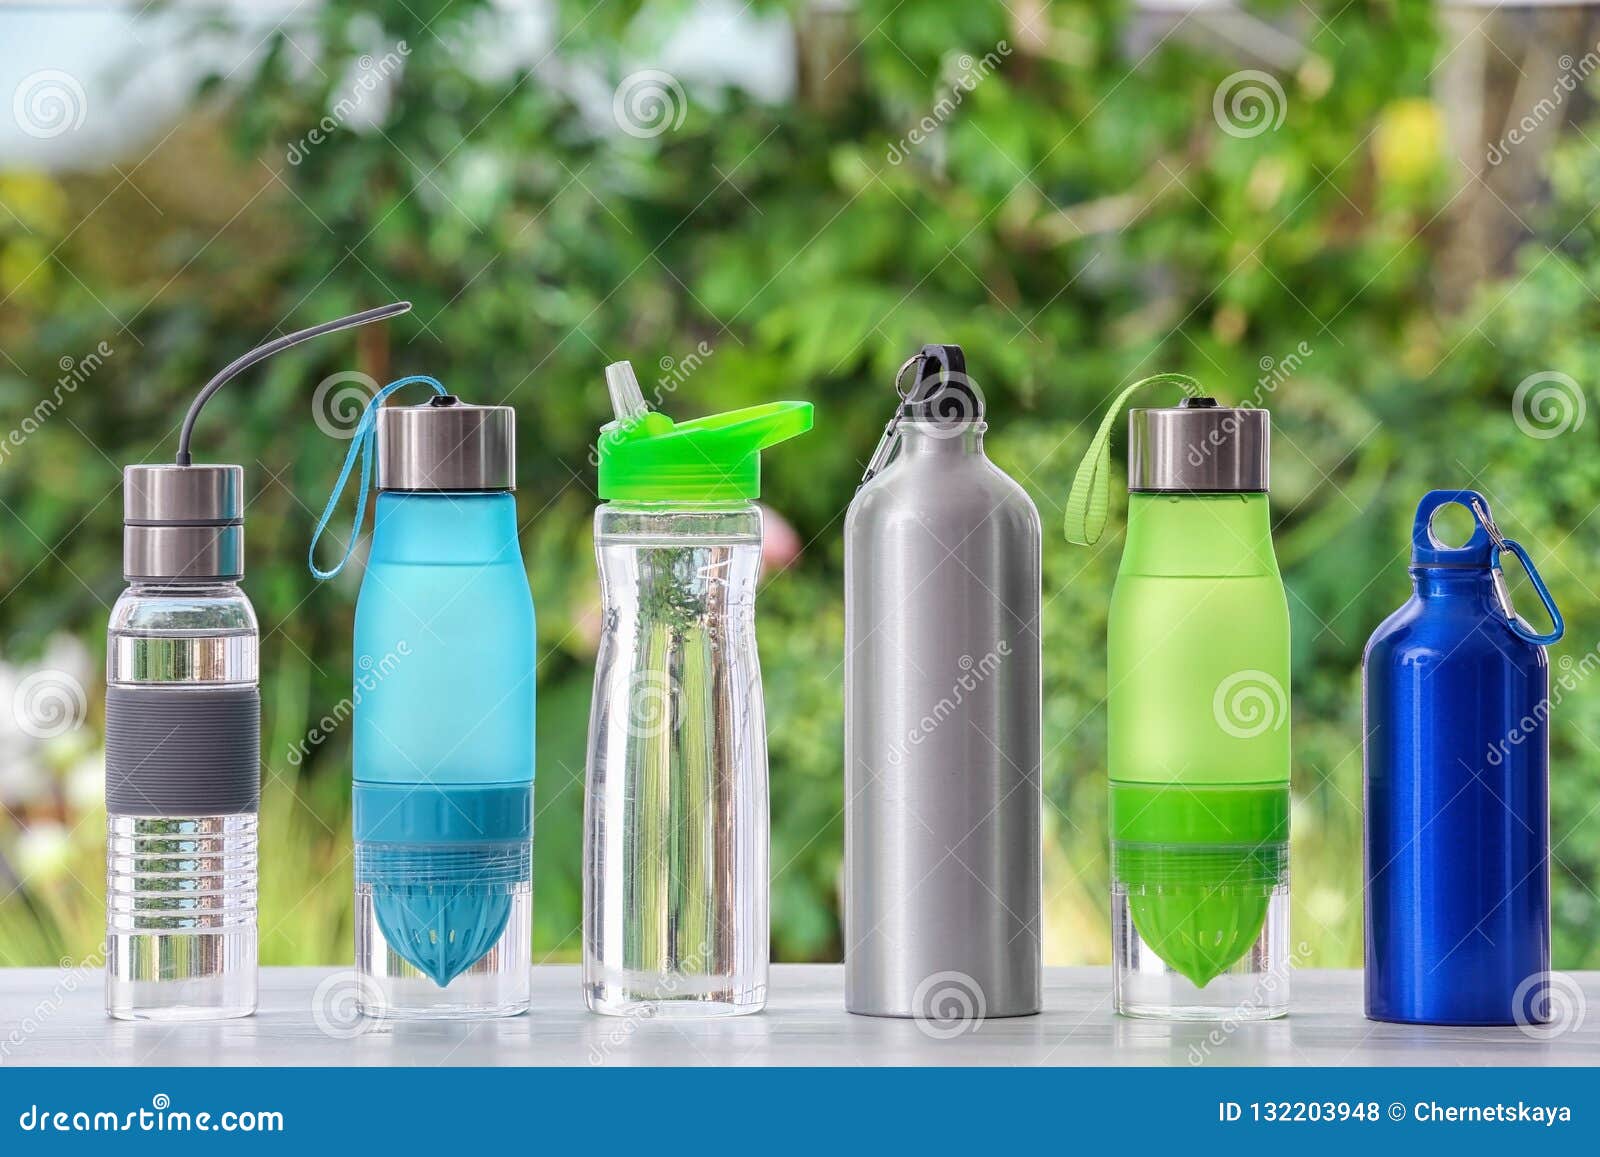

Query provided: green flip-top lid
[597,361,814,502]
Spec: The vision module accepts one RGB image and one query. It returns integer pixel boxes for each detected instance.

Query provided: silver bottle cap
[122,464,244,580]
[376,395,515,491]
[1128,399,1269,493]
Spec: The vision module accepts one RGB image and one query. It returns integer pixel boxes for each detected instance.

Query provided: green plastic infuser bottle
[1066,378,1291,1021]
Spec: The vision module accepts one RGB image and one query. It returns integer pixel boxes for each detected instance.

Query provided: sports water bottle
[844,344,1042,1021]
[1066,380,1291,1020]
[310,377,534,1019]
[106,303,409,1020]
[583,362,811,1017]
[1364,490,1562,1026]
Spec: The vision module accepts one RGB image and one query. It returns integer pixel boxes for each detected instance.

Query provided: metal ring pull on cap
[859,347,967,487]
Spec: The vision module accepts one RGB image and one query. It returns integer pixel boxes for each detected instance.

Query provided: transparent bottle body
[583,503,769,1017]
[105,583,258,1021]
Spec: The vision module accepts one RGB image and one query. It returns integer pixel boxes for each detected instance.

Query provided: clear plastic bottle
[107,466,259,1021]
[585,502,767,1015]
[582,363,811,1017]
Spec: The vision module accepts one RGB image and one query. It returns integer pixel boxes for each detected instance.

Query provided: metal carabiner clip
[1470,498,1565,646]
[859,354,921,486]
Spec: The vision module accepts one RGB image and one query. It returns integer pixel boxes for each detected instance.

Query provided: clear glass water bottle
[105,302,407,1021]
[106,464,259,1020]
[582,363,811,1017]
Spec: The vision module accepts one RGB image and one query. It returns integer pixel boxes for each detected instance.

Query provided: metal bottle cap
[376,395,515,491]
[123,464,244,581]
[901,343,984,427]
[1128,398,1269,492]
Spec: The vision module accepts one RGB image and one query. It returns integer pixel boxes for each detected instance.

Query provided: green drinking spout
[597,360,814,503]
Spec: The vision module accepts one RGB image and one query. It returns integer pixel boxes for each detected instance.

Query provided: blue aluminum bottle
[1364,489,1563,1026]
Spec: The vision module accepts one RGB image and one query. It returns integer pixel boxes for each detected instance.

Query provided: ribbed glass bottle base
[105,814,257,1020]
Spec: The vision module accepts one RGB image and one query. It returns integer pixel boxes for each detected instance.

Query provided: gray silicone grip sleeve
[104,684,260,816]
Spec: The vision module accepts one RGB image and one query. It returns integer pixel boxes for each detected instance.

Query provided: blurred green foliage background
[2,0,1598,970]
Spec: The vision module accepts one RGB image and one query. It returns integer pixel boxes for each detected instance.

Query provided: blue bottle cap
[1411,489,1496,567]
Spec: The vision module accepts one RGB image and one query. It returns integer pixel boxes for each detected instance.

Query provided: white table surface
[2,966,1595,1067]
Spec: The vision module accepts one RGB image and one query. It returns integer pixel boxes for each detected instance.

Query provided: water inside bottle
[584,522,769,1017]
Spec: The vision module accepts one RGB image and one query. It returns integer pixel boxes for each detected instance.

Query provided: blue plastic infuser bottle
[1364,490,1563,1026]
[311,378,534,1019]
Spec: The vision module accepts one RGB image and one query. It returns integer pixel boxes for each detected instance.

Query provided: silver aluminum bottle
[844,344,1043,1020]
[107,463,259,1020]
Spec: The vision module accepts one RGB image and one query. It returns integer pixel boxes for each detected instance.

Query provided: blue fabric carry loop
[308,374,449,581]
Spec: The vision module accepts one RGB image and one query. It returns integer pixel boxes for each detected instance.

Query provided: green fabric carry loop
[308,374,449,580]
[1063,373,1200,545]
